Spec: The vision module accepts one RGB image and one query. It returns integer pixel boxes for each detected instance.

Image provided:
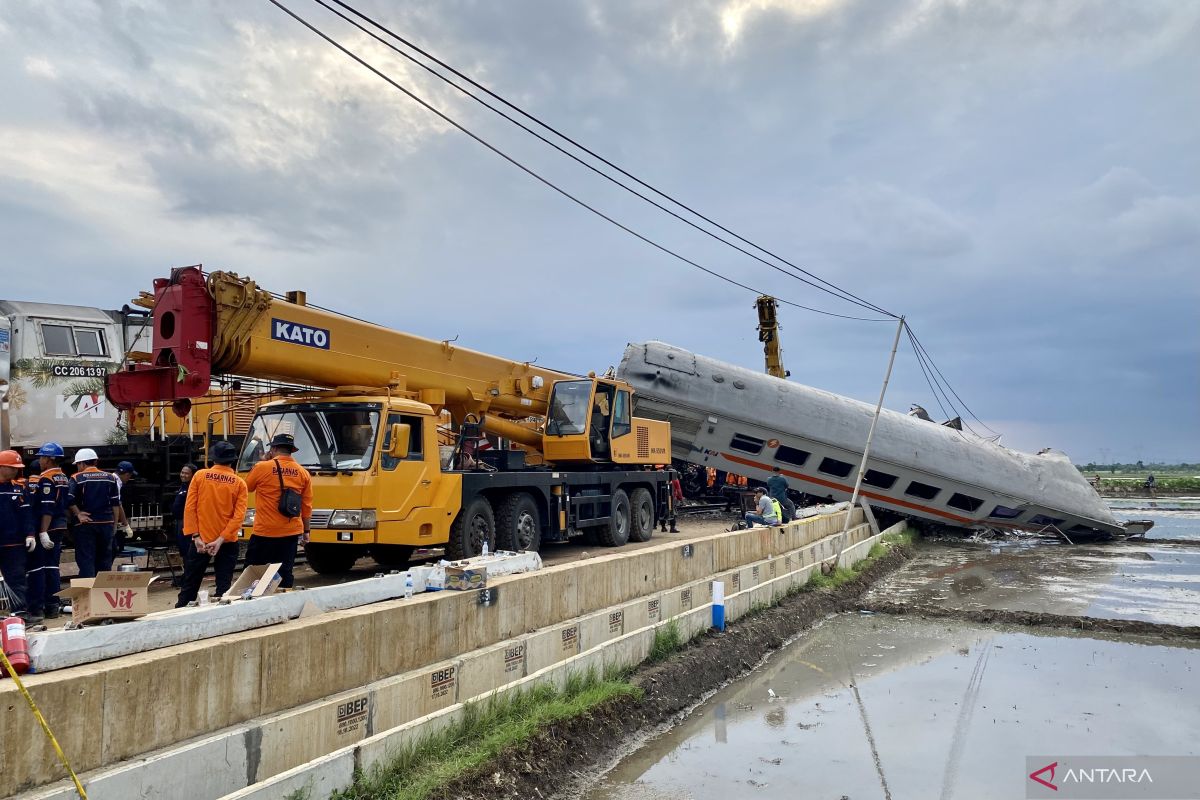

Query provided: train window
[41,324,76,355]
[947,492,983,512]
[905,481,941,500]
[989,505,1023,519]
[74,328,107,357]
[818,457,853,478]
[862,469,897,489]
[774,445,809,467]
[1028,514,1066,527]
[729,433,765,455]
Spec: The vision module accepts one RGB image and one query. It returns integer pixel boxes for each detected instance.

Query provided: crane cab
[542,378,670,466]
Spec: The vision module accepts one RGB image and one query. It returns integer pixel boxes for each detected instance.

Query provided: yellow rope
[0,646,88,799]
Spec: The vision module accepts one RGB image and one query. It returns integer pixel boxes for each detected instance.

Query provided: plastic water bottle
[403,573,414,600]
[481,540,489,557]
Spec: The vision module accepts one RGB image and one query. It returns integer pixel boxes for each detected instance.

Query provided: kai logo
[271,318,330,349]
[56,393,105,420]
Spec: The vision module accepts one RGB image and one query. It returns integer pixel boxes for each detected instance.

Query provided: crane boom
[108,267,571,423]
[755,295,788,379]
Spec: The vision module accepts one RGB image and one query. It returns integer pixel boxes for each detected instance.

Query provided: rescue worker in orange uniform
[243,433,312,589]
[176,442,248,607]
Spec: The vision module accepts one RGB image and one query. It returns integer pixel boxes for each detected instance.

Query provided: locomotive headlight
[328,509,377,529]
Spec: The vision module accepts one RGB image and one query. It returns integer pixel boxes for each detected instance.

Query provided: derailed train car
[618,341,1149,540]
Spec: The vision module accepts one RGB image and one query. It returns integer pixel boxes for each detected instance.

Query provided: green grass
[1097,476,1200,492]
[332,669,640,800]
[648,620,683,663]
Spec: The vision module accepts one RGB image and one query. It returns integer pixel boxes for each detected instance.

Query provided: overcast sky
[1,0,1196,463]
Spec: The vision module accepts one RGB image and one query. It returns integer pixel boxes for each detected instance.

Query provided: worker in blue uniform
[0,449,34,618]
[68,448,123,578]
[25,442,70,623]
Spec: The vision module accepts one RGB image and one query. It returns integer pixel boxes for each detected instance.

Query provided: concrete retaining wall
[10,510,873,798]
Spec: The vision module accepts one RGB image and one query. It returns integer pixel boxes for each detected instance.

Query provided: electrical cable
[310,0,895,319]
[266,0,892,322]
[905,327,1000,436]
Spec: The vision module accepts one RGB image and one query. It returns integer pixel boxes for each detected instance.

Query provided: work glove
[25,536,36,552]
[121,524,134,537]
[39,532,53,550]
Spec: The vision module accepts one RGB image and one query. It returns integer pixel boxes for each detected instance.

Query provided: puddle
[584,614,1200,800]
[1112,506,1200,540]
[865,539,1200,626]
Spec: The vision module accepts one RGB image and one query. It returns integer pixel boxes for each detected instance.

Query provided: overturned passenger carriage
[618,341,1148,540]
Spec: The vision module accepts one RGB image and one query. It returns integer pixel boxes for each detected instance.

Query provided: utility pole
[756,295,789,379]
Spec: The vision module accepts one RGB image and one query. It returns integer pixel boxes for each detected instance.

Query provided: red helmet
[0,450,25,469]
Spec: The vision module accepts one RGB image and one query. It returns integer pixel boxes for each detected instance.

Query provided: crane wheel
[496,493,542,552]
[628,487,655,543]
[304,542,362,574]
[596,489,631,547]
[447,496,496,560]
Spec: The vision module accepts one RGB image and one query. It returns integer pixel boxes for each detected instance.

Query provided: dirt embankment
[859,600,1200,643]
[429,546,912,800]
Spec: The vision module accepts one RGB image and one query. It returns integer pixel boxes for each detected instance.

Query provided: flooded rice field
[863,538,1200,627]
[585,614,1200,800]
[584,506,1200,800]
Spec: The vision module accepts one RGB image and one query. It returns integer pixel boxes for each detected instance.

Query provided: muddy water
[1109,498,1200,540]
[864,539,1200,627]
[585,614,1200,800]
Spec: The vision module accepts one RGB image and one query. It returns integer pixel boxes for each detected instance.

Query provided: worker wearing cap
[176,442,248,606]
[24,443,70,623]
[0,450,33,618]
[244,433,312,588]
[68,448,123,578]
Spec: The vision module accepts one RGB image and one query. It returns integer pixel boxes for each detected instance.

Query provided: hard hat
[0,450,25,469]
[74,448,99,464]
[116,460,138,477]
[209,441,239,465]
[36,442,65,459]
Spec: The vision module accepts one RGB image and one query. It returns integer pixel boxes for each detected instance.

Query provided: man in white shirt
[744,487,780,527]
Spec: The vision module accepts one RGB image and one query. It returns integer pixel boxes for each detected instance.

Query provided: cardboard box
[57,571,157,625]
[223,563,283,601]
[444,566,486,591]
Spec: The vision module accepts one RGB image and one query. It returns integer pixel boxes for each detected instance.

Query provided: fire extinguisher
[1,615,30,676]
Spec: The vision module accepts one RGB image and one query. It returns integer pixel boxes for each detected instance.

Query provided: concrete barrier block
[524,621,580,674]
[675,606,711,641]
[220,748,355,800]
[579,607,623,652]
[725,592,750,623]
[615,596,650,634]
[100,641,212,764]
[356,704,464,777]
[545,566,583,626]
[370,598,428,679]
[256,688,371,782]
[457,640,522,702]
[2,666,105,796]
[749,583,773,609]
[368,670,428,735]
[259,609,375,715]
[490,572,531,640]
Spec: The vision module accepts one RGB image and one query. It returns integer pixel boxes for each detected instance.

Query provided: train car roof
[0,300,120,324]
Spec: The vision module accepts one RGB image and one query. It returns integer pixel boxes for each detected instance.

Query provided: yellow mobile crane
[107,267,674,573]
[755,295,788,379]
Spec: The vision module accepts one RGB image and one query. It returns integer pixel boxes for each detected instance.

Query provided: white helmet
[73,448,99,464]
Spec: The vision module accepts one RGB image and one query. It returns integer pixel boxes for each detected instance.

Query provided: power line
[313,0,897,319]
[906,326,1000,436]
[266,0,892,322]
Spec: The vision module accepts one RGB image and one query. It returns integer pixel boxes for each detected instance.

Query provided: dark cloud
[0,0,1196,462]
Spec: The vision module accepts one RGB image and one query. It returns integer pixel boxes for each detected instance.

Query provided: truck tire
[628,487,655,543]
[596,489,631,547]
[371,544,414,569]
[446,496,495,560]
[304,542,361,574]
[496,493,541,552]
